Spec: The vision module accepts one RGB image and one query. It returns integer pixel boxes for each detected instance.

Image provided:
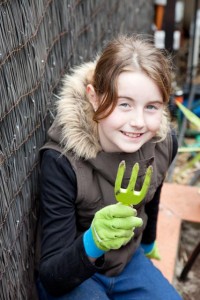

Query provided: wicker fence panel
[0,1,154,299]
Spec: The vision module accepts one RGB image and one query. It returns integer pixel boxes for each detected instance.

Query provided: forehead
[117,71,163,100]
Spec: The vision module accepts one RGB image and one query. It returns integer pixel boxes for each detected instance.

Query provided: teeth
[123,132,142,138]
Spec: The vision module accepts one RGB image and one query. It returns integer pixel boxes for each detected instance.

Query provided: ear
[86,84,99,111]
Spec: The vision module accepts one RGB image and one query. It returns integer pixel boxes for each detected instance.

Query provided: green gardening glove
[146,242,161,260]
[141,241,161,260]
[83,203,143,258]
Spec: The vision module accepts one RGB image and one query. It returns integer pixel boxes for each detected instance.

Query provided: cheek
[146,113,163,131]
[98,117,113,133]
[99,112,121,129]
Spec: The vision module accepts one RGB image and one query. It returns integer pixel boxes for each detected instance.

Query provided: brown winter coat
[41,61,173,276]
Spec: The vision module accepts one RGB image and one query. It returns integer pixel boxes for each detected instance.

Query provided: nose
[129,109,145,129]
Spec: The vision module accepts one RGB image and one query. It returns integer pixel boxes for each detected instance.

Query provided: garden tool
[114,161,153,206]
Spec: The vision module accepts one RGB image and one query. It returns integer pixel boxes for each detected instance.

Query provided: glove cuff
[83,228,106,259]
[141,241,155,254]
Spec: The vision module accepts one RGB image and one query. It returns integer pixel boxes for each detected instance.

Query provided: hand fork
[114,161,153,206]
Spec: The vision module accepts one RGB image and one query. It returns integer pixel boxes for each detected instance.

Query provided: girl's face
[97,71,164,153]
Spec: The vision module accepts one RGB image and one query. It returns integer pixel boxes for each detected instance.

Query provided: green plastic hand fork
[114,161,153,206]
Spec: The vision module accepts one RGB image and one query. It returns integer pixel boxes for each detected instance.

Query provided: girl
[37,35,182,299]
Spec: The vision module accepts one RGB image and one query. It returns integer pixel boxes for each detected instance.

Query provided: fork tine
[126,163,139,193]
[140,165,153,197]
[114,160,126,196]
[114,160,153,206]
[126,165,153,205]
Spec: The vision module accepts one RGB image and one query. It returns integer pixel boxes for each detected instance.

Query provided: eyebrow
[118,96,163,104]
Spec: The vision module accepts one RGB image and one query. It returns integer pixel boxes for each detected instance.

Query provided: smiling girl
[37,35,182,299]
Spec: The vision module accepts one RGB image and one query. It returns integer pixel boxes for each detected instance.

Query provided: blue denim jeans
[37,247,182,300]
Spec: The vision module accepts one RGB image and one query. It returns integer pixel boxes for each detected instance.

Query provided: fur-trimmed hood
[48,61,101,159]
[48,61,170,160]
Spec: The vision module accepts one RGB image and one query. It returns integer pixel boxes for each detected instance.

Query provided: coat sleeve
[141,131,178,245]
[141,183,162,244]
[38,149,104,296]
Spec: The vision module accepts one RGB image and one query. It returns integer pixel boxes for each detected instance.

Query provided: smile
[121,131,143,138]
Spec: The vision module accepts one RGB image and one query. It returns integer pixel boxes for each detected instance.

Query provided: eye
[147,104,157,110]
[119,102,130,108]
[146,104,158,110]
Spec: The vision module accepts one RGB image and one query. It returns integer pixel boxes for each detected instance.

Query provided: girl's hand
[83,203,143,259]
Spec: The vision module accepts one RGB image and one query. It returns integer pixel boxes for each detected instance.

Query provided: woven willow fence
[0,1,154,299]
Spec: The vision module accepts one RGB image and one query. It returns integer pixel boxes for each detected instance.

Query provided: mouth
[121,131,144,138]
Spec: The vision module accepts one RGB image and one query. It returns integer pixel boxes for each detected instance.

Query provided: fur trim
[56,61,102,159]
[53,62,170,159]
